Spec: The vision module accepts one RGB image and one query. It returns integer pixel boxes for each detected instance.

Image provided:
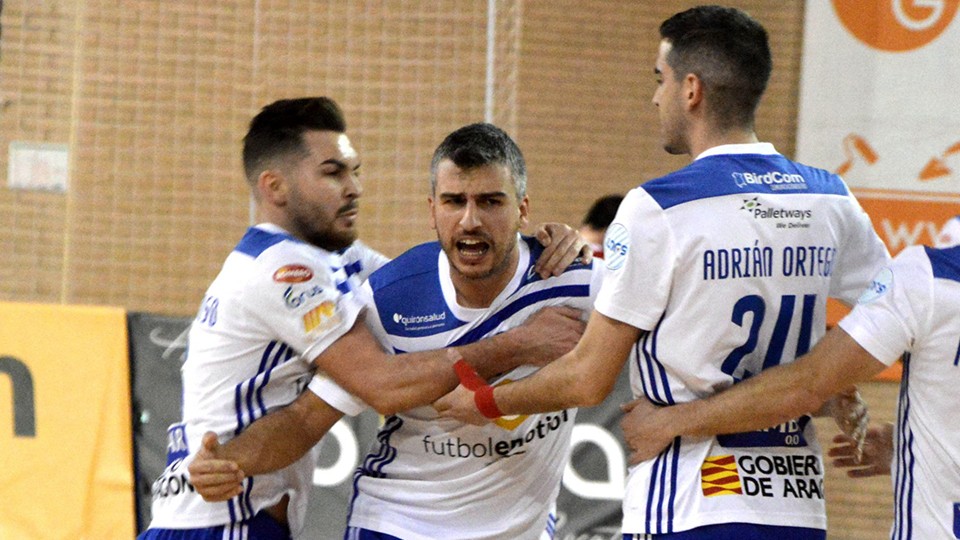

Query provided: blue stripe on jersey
[348,416,404,528]
[645,437,681,534]
[925,245,960,283]
[234,227,299,258]
[227,499,237,529]
[642,153,848,210]
[546,512,556,538]
[894,353,915,540]
[449,284,591,347]
[244,476,256,526]
[635,315,675,406]
[343,259,363,278]
[255,345,293,415]
[233,341,291,435]
[359,415,404,479]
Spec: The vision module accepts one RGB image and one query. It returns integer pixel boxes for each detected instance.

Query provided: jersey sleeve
[306,280,386,416]
[246,243,369,365]
[829,191,892,305]
[307,373,368,416]
[594,187,675,331]
[838,246,933,366]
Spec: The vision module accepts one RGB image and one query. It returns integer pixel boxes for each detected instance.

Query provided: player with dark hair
[580,194,624,259]
[436,7,890,539]
[138,98,587,540]
[621,244,960,540]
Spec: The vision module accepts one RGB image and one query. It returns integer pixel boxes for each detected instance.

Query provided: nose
[459,201,481,230]
[344,174,362,199]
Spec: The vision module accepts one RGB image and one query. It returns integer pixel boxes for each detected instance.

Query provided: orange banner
[0,302,135,539]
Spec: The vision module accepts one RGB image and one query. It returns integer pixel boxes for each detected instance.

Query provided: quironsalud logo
[393,311,446,326]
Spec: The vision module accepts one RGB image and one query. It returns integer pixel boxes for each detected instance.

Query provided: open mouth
[456,238,490,259]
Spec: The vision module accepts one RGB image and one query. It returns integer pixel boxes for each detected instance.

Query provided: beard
[291,206,358,252]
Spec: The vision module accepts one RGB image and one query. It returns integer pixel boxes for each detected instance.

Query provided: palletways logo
[732,170,808,191]
[740,197,813,229]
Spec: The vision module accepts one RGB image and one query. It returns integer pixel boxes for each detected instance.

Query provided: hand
[825,386,869,461]
[534,222,592,278]
[620,397,676,465]
[433,384,491,426]
[513,306,586,367]
[828,422,893,478]
[188,432,245,502]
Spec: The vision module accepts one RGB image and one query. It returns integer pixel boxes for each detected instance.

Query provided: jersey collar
[694,142,778,161]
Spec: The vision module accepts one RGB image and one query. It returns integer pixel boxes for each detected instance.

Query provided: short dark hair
[242,97,347,186]
[582,194,623,230]
[429,123,527,199]
[659,5,771,131]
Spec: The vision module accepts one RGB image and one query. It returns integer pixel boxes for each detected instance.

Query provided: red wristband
[474,384,504,419]
[452,358,486,392]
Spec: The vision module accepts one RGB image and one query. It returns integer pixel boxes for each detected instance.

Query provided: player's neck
[688,126,758,160]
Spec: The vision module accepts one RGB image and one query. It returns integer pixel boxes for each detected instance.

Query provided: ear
[258,170,289,206]
[683,73,704,110]
[428,195,438,230]
[518,195,530,229]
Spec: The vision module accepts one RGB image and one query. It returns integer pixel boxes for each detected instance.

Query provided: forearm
[345,324,545,414]
[657,329,884,438]
[356,339,517,414]
[660,362,826,439]
[219,392,342,475]
[492,312,636,415]
[493,350,601,415]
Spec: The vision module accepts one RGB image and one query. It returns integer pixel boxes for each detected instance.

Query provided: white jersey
[343,236,602,540]
[146,224,387,537]
[838,245,960,540]
[595,143,890,534]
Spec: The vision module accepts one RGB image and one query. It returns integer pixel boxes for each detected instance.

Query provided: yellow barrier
[1,302,135,539]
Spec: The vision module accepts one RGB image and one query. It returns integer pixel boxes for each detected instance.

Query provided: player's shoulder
[916,245,960,284]
[640,153,850,210]
[518,235,594,285]
[230,227,338,289]
[368,241,442,293]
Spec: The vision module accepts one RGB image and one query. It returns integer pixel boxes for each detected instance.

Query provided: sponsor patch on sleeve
[273,264,314,283]
[603,223,630,270]
[303,300,339,333]
[857,267,893,304]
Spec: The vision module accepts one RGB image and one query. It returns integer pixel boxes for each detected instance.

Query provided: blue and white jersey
[146,223,386,537]
[596,143,891,534]
[839,245,960,540]
[345,235,602,540]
